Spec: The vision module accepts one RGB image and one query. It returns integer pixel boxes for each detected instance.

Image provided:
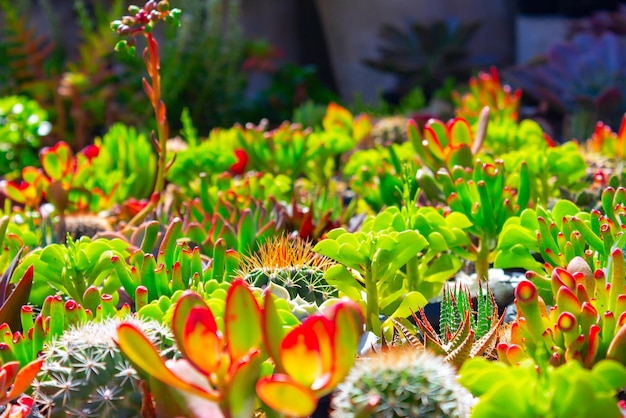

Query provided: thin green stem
[475,238,490,282]
[405,256,419,291]
[364,266,379,332]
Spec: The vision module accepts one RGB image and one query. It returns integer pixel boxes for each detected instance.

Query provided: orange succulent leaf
[352,114,372,142]
[116,322,221,401]
[40,142,73,181]
[21,167,46,185]
[171,291,211,361]
[5,358,43,403]
[322,102,353,132]
[256,374,318,418]
[280,315,331,388]
[321,299,364,394]
[182,306,223,375]
[224,279,262,362]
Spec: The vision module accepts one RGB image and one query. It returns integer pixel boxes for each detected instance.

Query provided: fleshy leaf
[5,358,43,402]
[171,291,209,360]
[280,316,331,387]
[117,322,220,401]
[256,374,318,417]
[225,279,262,361]
[182,306,222,375]
[262,291,288,373]
[321,299,363,394]
[41,141,72,181]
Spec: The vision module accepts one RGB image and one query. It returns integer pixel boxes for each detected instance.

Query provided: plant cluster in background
[0,0,624,417]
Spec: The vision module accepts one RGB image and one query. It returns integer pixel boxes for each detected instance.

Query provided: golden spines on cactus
[240,234,336,305]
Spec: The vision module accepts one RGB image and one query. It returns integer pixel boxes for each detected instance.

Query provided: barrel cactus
[241,235,336,305]
[331,349,473,418]
[32,316,177,418]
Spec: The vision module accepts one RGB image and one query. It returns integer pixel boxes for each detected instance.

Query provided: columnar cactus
[32,316,177,418]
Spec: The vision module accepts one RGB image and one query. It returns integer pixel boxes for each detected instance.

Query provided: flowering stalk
[111,1,181,228]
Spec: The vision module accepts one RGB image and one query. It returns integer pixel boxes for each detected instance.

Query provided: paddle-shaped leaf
[117,322,220,401]
[182,306,222,375]
[280,316,331,387]
[5,358,43,402]
[256,374,318,417]
[225,279,262,361]
[262,291,287,372]
[171,291,209,360]
[321,299,363,394]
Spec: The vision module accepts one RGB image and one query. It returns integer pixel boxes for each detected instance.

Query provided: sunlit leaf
[256,374,318,417]
[225,279,262,361]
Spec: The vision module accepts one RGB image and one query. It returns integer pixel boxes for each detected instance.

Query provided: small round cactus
[57,213,112,241]
[331,349,473,418]
[32,316,177,418]
[241,235,336,305]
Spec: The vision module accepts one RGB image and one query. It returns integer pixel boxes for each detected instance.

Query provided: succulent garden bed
[1,1,626,418]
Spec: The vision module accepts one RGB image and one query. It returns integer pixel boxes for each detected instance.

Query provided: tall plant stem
[475,238,490,282]
[145,32,169,196]
[364,267,379,332]
[124,32,170,230]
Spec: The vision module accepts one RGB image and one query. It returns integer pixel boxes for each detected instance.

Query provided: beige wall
[316,0,515,103]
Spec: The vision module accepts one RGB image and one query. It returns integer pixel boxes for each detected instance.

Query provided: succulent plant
[459,357,626,418]
[363,18,481,99]
[453,67,521,127]
[33,316,177,418]
[498,249,626,369]
[331,348,472,418]
[117,280,364,418]
[393,283,504,369]
[505,32,626,141]
[12,235,130,306]
[240,235,336,306]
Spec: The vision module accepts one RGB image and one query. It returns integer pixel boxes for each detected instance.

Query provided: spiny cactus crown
[331,349,473,418]
[240,235,336,305]
[33,316,177,418]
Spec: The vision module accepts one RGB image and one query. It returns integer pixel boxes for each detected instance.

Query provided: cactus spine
[331,349,473,418]
[241,235,336,305]
[33,316,177,418]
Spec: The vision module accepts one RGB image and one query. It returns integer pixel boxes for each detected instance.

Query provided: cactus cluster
[331,348,473,418]
[241,235,336,305]
[32,316,177,418]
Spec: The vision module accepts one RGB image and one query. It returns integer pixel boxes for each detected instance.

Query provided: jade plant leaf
[224,279,263,361]
[117,322,220,401]
[256,374,317,417]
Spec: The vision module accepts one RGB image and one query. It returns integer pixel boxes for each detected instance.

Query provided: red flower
[230,149,248,175]
[81,144,100,162]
